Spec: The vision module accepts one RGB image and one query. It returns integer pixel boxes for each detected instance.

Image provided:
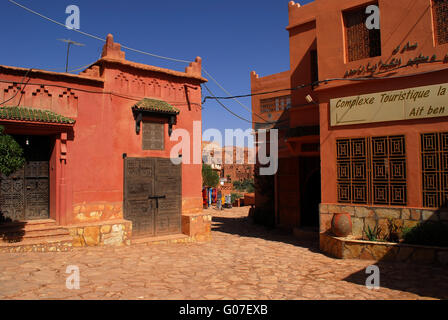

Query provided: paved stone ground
[1,207,447,300]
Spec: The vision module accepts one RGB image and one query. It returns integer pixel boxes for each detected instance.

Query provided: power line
[0,68,32,106]
[0,78,200,107]
[7,0,191,64]
[203,61,448,102]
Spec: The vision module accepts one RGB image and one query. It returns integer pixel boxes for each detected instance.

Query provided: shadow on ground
[0,211,25,243]
[343,261,448,300]
[211,210,321,254]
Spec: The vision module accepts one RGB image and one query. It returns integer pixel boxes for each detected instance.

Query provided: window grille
[337,135,406,205]
[343,4,381,62]
[421,132,448,208]
[433,0,448,45]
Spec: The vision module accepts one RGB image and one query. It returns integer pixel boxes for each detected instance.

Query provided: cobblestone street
[0,207,447,300]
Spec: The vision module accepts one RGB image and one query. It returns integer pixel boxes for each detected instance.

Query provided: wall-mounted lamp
[305,95,314,104]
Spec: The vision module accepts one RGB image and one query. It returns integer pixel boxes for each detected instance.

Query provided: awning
[132,98,180,115]
[0,106,75,125]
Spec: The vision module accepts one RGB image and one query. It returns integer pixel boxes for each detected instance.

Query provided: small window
[142,121,164,150]
[343,4,381,62]
[433,0,448,45]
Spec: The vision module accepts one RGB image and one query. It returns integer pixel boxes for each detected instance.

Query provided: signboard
[330,82,448,126]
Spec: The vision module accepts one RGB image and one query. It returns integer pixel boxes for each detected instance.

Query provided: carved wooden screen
[343,4,381,62]
[337,135,406,206]
[421,132,448,208]
[142,121,164,150]
[433,0,448,45]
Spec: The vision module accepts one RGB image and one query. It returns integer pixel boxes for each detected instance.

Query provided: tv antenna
[58,39,85,72]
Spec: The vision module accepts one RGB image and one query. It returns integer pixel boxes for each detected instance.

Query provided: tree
[202,164,219,188]
[0,126,25,176]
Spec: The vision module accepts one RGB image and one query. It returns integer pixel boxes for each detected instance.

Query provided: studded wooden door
[0,161,50,221]
[123,157,181,237]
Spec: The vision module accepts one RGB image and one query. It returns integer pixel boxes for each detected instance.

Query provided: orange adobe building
[252,0,448,246]
[0,34,210,251]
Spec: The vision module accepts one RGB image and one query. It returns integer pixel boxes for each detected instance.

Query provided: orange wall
[285,0,448,207]
[0,52,205,225]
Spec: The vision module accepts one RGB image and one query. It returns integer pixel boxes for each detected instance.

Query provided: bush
[231,193,243,204]
[402,221,448,247]
[202,164,219,187]
[0,126,25,176]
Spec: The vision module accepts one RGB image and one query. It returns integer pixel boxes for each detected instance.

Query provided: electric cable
[0,68,32,106]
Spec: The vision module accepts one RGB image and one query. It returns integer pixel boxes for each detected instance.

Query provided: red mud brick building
[0,34,210,252]
[252,0,448,248]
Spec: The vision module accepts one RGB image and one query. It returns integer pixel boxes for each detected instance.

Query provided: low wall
[320,203,448,238]
[320,233,448,265]
[67,219,132,247]
[181,212,212,241]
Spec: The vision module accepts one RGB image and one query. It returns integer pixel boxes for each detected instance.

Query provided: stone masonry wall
[68,220,132,247]
[320,204,448,239]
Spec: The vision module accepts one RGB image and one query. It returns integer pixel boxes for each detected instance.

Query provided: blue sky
[0,0,313,146]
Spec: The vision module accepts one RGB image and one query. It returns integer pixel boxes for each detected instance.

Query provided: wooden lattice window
[337,136,407,206]
[421,132,448,208]
[142,121,164,150]
[433,0,448,45]
[343,4,381,62]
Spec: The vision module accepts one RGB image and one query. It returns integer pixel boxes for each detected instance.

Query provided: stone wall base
[67,219,132,247]
[320,233,448,266]
[320,203,448,238]
[0,240,73,253]
[181,212,212,242]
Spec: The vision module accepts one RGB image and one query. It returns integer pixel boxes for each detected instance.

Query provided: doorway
[123,157,182,237]
[0,135,51,221]
[299,157,321,228]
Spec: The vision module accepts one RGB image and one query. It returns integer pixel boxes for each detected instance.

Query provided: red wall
[0,36,206,225]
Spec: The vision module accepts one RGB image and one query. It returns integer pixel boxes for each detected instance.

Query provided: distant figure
[217,189,222,210]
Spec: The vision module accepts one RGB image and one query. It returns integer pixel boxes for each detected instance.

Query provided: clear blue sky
[0,0,313,146]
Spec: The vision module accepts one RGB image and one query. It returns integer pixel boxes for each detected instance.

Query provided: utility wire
[203,62,448,102]
[8,0,191,64]
[0,68,32,106]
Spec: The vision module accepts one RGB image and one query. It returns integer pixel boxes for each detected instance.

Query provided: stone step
[0,219,57,232]
[132,233,191,245]
[0,235,73,253]
[1,228,70,242]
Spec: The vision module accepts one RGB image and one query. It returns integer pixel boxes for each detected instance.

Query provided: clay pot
[331,212,352,237]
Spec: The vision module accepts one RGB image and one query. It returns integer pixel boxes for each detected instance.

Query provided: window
[421,132,448,208]
[260,95,291,113]
[337,135,407,206]
[142,121,164,150]
[343,4,381,62]
[433,0,448,45]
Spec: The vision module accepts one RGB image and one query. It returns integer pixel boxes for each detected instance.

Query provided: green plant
[0,126,25,176]
[364,224,382,242]
[386,218,402,242]
[230,193,243,204]
[402,221,448,247]
[202,164,219,188]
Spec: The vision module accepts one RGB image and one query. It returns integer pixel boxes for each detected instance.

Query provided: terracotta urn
[331,212,352,237]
